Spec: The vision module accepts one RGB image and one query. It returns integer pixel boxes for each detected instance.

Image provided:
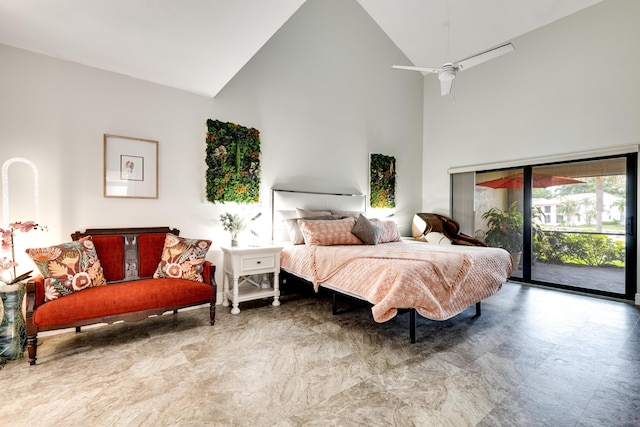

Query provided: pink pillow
[298,217,363,246]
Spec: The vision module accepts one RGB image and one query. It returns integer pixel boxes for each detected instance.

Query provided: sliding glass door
[453,153,637,300]
[530,158,631,296]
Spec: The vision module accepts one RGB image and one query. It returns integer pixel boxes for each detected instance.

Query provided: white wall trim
[448,144,639,174]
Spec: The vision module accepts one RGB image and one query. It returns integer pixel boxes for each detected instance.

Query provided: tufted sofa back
[71,227,179,283]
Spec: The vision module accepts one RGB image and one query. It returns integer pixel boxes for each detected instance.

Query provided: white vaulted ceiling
[0,0,602,98]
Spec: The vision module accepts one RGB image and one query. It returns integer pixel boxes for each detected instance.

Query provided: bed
[272,189,513,342]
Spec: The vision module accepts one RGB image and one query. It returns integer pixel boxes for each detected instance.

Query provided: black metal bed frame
[282,270,482,343]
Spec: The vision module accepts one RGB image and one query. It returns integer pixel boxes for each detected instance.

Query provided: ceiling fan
[392,42,514,96]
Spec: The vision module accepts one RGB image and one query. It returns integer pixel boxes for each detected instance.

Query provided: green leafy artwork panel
[370,153,396,208]
[206,119,261,204]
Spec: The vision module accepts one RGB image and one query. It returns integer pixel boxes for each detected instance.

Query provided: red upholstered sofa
[25,227,216,365]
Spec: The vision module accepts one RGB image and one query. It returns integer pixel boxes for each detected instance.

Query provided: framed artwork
[104,134,158,199]
[205,119,261,204]
[370,153,396,208]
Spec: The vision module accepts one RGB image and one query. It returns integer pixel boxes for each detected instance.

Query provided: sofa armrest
[203,261,217,287]
[25,275,45,343]
[26,275,45,313]
[204,261,217,322]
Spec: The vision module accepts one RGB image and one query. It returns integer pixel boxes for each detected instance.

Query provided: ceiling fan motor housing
[438,63,457,81]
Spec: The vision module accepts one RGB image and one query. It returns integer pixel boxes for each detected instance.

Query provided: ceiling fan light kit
[392,42,514,96]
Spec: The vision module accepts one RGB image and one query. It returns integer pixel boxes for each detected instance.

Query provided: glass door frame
[469,153,637,300]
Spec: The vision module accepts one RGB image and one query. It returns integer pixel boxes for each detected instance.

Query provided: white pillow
[424,232,452,245]
[330,210,365,218]
[296,208,332,218]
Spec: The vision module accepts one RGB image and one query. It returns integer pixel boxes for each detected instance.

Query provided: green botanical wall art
[370,153,396,208]
[206,119,261,204]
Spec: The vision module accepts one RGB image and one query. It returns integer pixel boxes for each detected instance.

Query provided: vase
[0,282,27,362]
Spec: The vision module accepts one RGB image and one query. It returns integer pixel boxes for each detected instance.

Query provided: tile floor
[1,281,639,426]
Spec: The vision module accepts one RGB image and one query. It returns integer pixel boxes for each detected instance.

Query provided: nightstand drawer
[241,255,275,271]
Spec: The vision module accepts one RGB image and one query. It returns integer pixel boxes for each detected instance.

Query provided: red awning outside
[476,174,584,189]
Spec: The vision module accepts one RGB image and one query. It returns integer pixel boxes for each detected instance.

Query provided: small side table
[221,245,284,314]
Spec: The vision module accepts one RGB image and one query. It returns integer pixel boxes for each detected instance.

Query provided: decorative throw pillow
[26,236,107,302]
[298,217,363,246]
[351,214,382,245]
[153,234,212,282]
[284,215,340,244]
[372,219,403,243]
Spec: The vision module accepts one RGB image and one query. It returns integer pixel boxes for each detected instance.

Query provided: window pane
[475,169,525,279]
[531,158,626,294]
[451,172,476,235]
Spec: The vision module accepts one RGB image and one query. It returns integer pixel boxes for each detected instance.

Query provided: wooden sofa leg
[27,334,37,365]
[209,283,217,325]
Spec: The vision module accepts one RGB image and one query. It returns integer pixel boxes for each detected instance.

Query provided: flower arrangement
[0,221,45,286]
[219,213,246,240]
[219,212,261,244]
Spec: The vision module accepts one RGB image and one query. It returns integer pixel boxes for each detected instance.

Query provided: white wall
[420,0,640,300]
[0,43,214,265]
[0,0,423,288]
[212,0,424,232]
[422,0,640,213]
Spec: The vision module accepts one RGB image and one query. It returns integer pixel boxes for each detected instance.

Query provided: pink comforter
[281,241,513,322]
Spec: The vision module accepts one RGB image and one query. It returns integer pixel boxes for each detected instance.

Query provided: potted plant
[219,212,261,246]
[482,202,523,254]
[1,221,44,363]
[481,202,543,267]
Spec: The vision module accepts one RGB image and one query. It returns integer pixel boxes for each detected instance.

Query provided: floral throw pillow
[153,234,212,282]
[26,236,107,302]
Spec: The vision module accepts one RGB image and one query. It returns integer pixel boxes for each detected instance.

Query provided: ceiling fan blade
[456,43,514,71]
[392,65,440,74]
[440,78,453,96]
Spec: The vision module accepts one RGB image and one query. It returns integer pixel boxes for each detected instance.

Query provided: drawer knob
[257,261,261,264]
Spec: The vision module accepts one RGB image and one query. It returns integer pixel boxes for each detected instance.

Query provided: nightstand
[221,245,284,314]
